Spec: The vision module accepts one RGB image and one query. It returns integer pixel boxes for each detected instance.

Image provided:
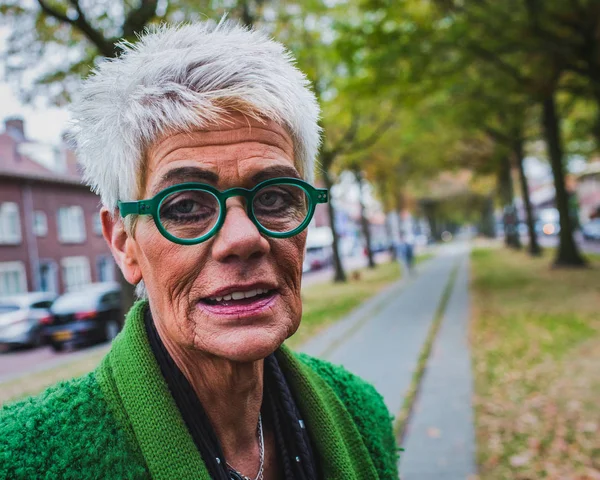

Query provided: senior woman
[0,22,398,479]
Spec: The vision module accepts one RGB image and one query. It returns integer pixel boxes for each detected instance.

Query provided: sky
[0,81,70,146]
[0,26,70,146]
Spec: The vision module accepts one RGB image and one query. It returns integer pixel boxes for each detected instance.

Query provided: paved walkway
[300,242,475,479]
[399,252,477,479]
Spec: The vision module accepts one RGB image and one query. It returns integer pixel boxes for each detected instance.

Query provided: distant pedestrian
[396,233,415,276]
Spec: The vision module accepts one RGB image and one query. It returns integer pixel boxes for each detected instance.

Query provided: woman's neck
[156,322,265,460]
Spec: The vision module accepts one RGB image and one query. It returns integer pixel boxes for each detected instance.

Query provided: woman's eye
[161,192,217,221]
[172,199,198,214]
[258,191,282,207]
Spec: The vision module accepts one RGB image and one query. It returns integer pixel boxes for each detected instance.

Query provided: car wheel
[105,320,120,342]
[51,342,64,352]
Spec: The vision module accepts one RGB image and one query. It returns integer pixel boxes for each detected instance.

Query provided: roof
[0,132,84,187]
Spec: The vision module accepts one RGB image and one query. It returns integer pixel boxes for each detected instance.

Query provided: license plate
[53,330,73,341]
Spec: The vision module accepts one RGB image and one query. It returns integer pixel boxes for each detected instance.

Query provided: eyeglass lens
[252,184,309,233]
[159,190,220,240]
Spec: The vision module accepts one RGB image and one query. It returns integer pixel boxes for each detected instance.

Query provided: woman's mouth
[198,288,278,317]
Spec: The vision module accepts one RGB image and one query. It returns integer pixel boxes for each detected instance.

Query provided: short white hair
[70,21,321,211]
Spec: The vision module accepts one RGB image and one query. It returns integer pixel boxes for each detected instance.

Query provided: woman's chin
[198,328,290,363]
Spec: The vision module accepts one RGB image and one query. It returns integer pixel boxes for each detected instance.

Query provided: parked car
[582,219,600,241]
[0,292,56,351]
[305,245,333,271]
[43,282,122,352]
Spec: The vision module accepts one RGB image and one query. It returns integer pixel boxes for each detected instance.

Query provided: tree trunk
[498,155,522,249]
[378,177,397,260]
[385,212,397,261]
[541,92,586,266]
[421,200,440,240]
[479,196,496,238]
[322,169,347,282]
[513,138,541,256]
[593,84,600,150]
[395,191,406,240]
[355,169,376,269]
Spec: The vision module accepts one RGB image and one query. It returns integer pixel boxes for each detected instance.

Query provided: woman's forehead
[143,117,298,196]
[150,115,294,159]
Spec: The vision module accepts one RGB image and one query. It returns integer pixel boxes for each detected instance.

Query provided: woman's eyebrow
[251,165,301,184]
[154,166,219,193]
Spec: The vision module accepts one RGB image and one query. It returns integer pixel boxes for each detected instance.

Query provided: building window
[96,255,115,283]
[57,206,86,243]
[0,202,22,245]
[33,211,48,237]
[0,262,27,297]
[92,214,103,236]
[61,256,91,292]
[38,260,58,294]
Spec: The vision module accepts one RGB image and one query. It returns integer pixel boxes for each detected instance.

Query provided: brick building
[0,118,114,297]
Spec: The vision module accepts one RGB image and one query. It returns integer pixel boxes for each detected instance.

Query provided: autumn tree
[429,0,586,265]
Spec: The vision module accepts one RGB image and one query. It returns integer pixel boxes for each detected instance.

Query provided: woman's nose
[211,201,270,262]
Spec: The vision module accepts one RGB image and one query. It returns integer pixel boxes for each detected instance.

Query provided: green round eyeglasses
[118,177,329,245]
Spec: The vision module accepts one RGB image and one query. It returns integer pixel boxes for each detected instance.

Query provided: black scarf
[144,311,318,480]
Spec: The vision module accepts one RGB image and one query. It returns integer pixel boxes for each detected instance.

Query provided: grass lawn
[1,258,406,405]
[471,248,600,479]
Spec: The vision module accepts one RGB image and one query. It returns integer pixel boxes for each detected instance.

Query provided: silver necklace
[226,413,264,480]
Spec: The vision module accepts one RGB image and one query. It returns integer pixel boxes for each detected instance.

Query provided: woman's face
[121,116,306,362]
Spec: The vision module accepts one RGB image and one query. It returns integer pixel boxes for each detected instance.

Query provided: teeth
[208,288,270,302]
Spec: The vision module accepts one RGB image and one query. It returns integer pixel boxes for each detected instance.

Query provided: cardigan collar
[95,300,378,480]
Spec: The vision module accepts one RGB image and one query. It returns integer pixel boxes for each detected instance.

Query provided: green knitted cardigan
[0,301,398,479]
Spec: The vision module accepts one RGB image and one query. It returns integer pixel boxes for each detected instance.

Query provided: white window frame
[0,261,27,297]
[38,260,58,294]
[96,255,115,283]
[57,206,86,244]
[0,202,22,245]
[61,256,91,292]
[33,210,48,237]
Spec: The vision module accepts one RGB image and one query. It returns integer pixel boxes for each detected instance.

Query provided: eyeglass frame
[118,177,329,245]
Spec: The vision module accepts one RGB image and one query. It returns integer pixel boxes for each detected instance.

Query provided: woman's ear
[100,208,142,285]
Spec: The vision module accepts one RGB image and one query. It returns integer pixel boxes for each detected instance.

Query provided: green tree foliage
[350,0,591,266]
[427,0,588,266]
[0,0,270,103]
